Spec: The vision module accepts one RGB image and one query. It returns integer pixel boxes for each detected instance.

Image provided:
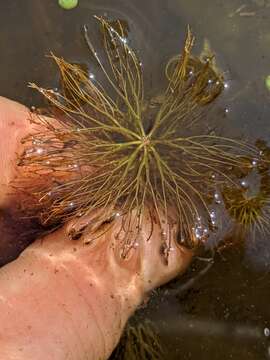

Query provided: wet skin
[0,97,192,360]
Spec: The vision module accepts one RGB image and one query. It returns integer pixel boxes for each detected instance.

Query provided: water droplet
[120,36,127,44]
[225,108,229,113]
[224,82,229,89]
[252,159,257,167]
[36,148,44,155]
[89,73,95,80]
[264,327,270,337]
[214,192,221,204]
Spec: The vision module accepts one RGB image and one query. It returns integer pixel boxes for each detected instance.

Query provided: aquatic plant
[110,320,164,360]
[19,16,258,259]
[222,142,270,237]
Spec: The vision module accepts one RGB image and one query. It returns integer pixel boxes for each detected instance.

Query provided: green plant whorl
[20,16,259,260]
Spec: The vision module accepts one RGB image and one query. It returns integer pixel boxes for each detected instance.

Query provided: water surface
[1,0,270,358]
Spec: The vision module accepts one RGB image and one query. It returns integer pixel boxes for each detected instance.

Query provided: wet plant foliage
[110,320,164,360]
[18,16,267,260]
[223,140,270,239]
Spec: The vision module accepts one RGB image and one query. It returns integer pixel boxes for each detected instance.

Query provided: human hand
[0,96,192,360]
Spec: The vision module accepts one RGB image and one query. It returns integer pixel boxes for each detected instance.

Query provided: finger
[0,96,32,204]
[0,97,59,265]
[64,208,193,292]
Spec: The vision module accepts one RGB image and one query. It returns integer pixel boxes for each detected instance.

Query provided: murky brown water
[1,0,270,358]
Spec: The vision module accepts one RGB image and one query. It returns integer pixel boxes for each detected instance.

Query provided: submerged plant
[110,320,164,360]
[223,142,270,237]
[19,16,258,259]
